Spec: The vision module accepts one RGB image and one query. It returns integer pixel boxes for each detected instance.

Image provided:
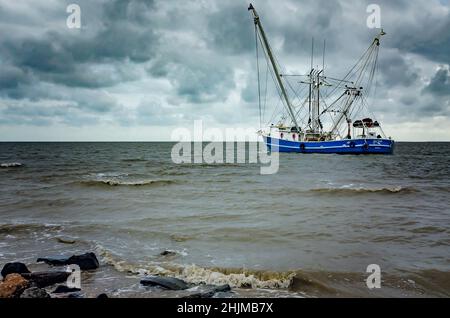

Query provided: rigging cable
[262,52,269,123]
[255,24,262,128]
[256,31,289,126]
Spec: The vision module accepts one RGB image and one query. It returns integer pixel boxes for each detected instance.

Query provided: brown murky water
[1,142,449,297]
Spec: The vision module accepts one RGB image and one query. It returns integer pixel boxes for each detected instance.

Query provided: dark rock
[1,262,31,278]
[66,292,83,298]
[66,252,99,270]
[140,276,189,290]
[37,252,99,270]
[160,250,177,256]
[96,293,108,298]
[21,271,70,288]
[0,274,29,298]
[52,285,81,294]
[20,287,51,298]
[213,284,231,293]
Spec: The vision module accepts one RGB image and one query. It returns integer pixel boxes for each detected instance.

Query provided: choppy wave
[0,222,64,234]
[121,158,147,162]
[77,179,177,187]
[410,226,447,234]
[1,162,23,168]
[92,172,128,178]
[310,186,416,195]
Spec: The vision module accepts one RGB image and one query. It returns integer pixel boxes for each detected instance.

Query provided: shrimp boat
[248,4,394,154]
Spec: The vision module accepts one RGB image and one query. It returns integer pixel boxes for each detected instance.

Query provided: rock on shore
[37,252,99,270]
[20,287,51,298]
[1,262,31,278]
[21,271,71,288]
[0,274,30,298]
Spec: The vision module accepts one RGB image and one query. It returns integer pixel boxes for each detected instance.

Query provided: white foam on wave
[177,264,294,289]
[82,179,176,187]
[1,162,23,168]
[312,185,411,194]
[93,172,129,178]
[95,244,294,289]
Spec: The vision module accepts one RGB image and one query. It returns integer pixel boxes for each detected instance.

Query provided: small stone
[20,287,50,298]
[1,262,31,278]
[0,273,29,298]
[96,293,108,298]
[160,250,177,256]
[214,284,231,293]
[52,285,81,294]
[56,237,76,244]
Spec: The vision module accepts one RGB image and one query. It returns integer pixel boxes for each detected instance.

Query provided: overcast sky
[0,0,449,141]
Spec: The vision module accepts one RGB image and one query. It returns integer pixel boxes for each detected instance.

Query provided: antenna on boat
[322,39,326,75]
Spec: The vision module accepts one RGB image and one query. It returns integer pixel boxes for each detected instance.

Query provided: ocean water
[0,142,449,297]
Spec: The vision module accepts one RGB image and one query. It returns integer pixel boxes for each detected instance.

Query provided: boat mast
[308,69,313,128]
[308,38,314,129]
[315,70,323,131]
[329,87,360,135]
[248,4,301,133]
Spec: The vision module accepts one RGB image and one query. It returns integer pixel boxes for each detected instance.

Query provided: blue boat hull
[263,136,394,154]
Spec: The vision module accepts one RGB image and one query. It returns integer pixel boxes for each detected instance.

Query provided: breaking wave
[95,244,294,289]
[1,162,23,168]
[310,186,416,195]
[77,179,177,187]
[0,222,64,234]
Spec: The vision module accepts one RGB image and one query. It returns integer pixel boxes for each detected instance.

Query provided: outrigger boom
[249,4,301,134]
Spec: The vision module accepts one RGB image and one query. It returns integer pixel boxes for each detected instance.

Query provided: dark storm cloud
[207,4,254,55]
[0,65,31,90]
[0,0,159,125]
[394,13,450,65]
[278,0,344,55]
[378,54,419,87]
[0,0,157,98]
[423,66,450,96]
[170,59,235,104]
[0,1,158,88]
[147,54,235,104]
